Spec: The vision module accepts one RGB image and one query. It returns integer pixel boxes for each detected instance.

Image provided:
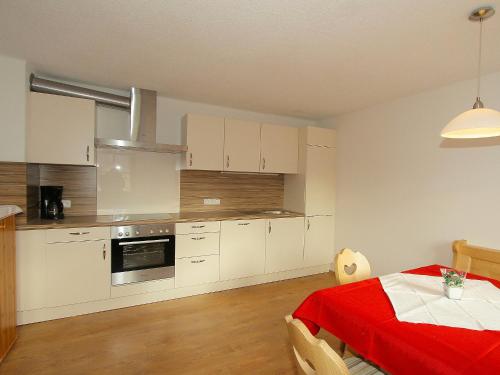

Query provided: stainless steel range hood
[30,75,187,154]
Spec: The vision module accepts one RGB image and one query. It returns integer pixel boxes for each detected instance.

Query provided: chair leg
[339,341,346,357]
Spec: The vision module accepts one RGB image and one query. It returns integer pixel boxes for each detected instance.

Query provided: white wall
[323,71,500,276]
[0,55,28,162]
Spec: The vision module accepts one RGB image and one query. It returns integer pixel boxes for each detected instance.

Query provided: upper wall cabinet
[260,123,298,174]
[182,114,225,171]
[305,126,336,148]
[223,118,261,172]
[27,92,96,166]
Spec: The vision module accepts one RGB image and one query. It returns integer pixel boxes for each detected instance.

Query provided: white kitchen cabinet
[306,126,336,148]
[16,230,47,311]
[45,240,111,307]
[305,146,335,215]
[220,219,266,280]
[175,255,220,288]
[27,92,96,166]
[182,114,225,170]
[223,118,261,172]
[176,232,220,258]
[260,123,298,174]
[265,217,304,273]
[303,216,334,267]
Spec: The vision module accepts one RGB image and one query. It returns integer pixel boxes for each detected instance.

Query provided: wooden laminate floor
[0,272,339,375]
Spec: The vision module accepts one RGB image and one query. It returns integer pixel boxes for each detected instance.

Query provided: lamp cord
[477,18,483,100]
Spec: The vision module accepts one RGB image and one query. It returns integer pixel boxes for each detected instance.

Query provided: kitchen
[2,1,500,374]
[0,54,336,370]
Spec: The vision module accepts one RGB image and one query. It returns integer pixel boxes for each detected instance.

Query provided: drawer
[176,221,220,234]
[176,232,220,258]
[46,226,110,243]
[175,255,220,288]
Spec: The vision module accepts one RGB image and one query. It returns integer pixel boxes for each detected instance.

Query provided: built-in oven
[111,223,175,286]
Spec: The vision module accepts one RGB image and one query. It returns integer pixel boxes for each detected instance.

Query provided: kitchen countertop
[16,210,305,230]
[0,205,23,221]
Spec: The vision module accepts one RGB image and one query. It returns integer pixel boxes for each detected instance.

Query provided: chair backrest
[284,315,349,375]
[453,240,500,280]
[334,248,371,285]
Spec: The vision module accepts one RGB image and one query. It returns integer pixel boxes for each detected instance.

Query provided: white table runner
[379,273,500,331]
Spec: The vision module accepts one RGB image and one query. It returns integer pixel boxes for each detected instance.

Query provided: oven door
[111,235,175,285]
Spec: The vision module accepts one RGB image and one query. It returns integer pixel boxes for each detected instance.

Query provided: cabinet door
[223,119,261,172]
[27,92,96,165]
[265,217,304,273]
[304,216,334,267]
[220,219,265,280]
[45,240,111,307]
[16,230,47,311]
[305,146,335,215]
[182,114,225,170]
[306,127,336,148]
[175,255,220,288]
[260,124,298,174]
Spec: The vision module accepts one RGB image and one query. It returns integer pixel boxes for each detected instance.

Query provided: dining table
[293,264,500,375]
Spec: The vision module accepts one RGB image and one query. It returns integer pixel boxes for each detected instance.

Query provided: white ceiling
[1,0,500,119]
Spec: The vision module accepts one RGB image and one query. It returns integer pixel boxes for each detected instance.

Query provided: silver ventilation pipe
[30,74,130,108]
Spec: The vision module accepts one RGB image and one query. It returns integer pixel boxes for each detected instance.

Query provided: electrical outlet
[62,200,72,208]
[203,198,221,205]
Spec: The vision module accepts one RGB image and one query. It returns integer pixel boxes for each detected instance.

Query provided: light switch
[62,200,72,208]
[203,198,221,205]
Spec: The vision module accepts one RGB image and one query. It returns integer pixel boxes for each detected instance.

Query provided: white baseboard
[17,264,330,325]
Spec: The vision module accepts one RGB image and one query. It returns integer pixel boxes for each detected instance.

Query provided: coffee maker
[40,186,64,220]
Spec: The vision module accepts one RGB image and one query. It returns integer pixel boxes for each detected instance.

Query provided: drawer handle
[238,222,250,226]
[191,259,206,264]
[189,152,193,167]
[69,231,90,235]
[191,236,206,240]
[192,225,205,229]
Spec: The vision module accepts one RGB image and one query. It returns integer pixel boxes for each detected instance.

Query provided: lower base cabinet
[45,240,111,307]
[304,215,334,267]
[175,255,220,288]
[265,217,305,273]
[220,219,266,280]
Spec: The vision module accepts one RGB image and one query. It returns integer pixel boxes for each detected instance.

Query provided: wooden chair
[284,315,383,375]
[334,248,371,285]
[452,240,500,280]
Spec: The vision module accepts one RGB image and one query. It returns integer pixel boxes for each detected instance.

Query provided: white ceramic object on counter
[0,205,22,220]
[444,284,464,300]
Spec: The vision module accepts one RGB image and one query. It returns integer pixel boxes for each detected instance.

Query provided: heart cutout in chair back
[344,263,357,275]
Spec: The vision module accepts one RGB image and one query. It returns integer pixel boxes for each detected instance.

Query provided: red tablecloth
[293,265,500,375]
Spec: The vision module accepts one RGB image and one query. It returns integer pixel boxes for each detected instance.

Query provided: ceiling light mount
[469,7,495,22]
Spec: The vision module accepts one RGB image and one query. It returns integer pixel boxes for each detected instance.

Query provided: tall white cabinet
[284,126,336,267]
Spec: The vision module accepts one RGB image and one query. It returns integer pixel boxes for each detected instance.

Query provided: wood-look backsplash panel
[39,164,97,216]
[0,162,27,223]
[180,170,284,212]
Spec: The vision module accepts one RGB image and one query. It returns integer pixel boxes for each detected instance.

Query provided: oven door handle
[118,239,170,246]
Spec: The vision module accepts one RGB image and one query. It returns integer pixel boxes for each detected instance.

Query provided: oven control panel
[111,223,175,239]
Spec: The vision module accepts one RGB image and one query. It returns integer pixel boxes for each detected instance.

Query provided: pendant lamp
[441,7,500,139]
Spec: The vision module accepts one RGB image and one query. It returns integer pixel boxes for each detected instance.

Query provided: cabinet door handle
[268,222,272,234]
[69,231,90,235]
[102,243,106,260]
[262,157,266,170]
[238,222,250,226]
[191,236,205,240]
[192,225,205,229]
[226,155,230,168]
[307,219,310,231]
[191,259,206,264]
[86,145,90,162]
[189,152,193,167]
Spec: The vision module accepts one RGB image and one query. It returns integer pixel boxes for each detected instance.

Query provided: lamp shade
[441,108,500,138]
